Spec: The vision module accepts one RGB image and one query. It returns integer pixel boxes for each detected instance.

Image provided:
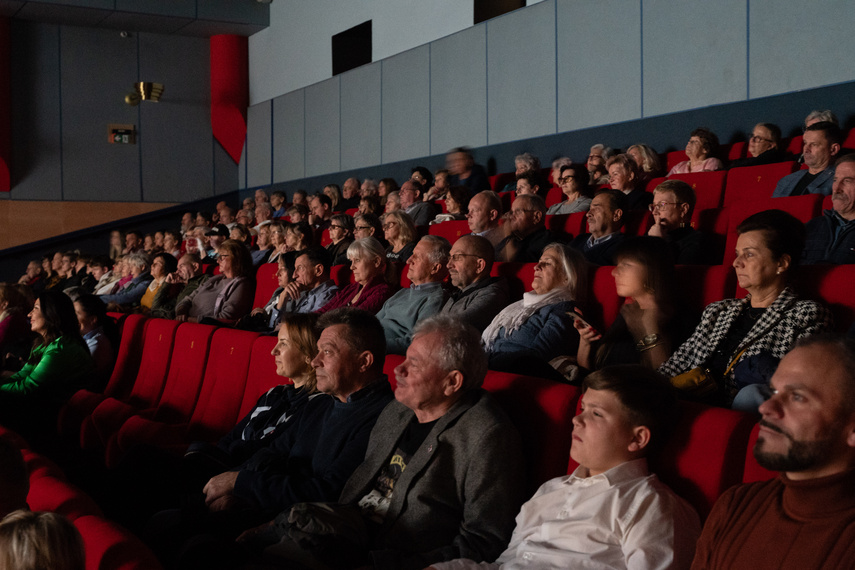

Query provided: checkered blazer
[658,287,833,382]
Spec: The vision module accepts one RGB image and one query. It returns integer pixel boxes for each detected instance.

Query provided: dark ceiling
[0,0,270,37]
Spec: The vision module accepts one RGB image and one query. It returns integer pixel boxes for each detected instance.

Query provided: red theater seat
[725,141,747,162]
[102,323,217,466]
[545,212,586,238]
[58,314,149,442]
[785,135,803,157]
[793,264,855,333]
[253,263,280,309]
[330,264,353,287]
[490,172,515,191]
[74,515,164,570]
[80,319,180,451]
[667,170,727,209]
[590,265,621,331]
[112,329,260,461]
[666,150,689,171]
[490,262,536,301]
[21,449,65,480]
[27,476,103,520]
[723,161,798,206]
[723,194,824,265]
[675,265,736,313]
[428,220,470,244]
[544,187,564,207]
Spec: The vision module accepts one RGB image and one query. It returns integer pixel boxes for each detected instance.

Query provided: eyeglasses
[329,224,346,230]
[558,176,577,184]
[750,135,773,143]
[648,201,680,212]
[382,222,398,229]
[449,253,479,262]
[355,225,372,231]
[510,209,535,216]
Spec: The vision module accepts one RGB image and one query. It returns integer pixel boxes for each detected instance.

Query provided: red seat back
[153,323,216,422]
[544,187,564,208]
[725,141,747,162]
[723,161,798,206]
[674,265,736,314]
[27,476,103,520]
[253,263,279,309]
[545,212,587,238]
[428,220,471,244]
[666,149,688,171]
[125,319,180,408]
[589,265,621,330]
[785,135,803,157]
[490,262,536,301]
[667,170,727,209]
[74,515,164,570]
[240,335,287,418]
[101,313,148,401]
[330,264,354,286]
[187,328,261,441]
[489,172,515,191]
[724,194,824,266]
[792,264,855,333]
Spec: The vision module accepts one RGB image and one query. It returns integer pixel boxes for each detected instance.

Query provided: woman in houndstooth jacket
[658,210,833,406]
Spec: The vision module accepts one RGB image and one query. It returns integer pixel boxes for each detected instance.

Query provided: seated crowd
[2,109,855,569]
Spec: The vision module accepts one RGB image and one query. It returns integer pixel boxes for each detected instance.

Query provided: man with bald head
[692,334,855,569]
[466,191,504,248]
[440,234,509,332]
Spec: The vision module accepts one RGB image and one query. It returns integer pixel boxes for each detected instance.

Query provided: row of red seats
[0,425,161,570]
[60,313,774,523]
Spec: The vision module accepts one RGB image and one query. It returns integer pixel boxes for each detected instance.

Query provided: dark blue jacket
[233,379,394,516]
[803,209,855,264]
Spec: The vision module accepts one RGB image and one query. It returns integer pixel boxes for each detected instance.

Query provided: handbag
[670,348,747,398]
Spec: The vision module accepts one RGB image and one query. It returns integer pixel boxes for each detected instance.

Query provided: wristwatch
[636,333,660,351]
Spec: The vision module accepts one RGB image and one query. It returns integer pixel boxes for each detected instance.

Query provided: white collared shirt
[433,459,700,570]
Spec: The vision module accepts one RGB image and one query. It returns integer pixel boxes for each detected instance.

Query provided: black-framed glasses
[449,253,480,262]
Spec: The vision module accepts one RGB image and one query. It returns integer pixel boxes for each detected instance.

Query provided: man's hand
[207,495,241,513]
[282,281,304,301]
[203,471,239,507]
[236,520,274,545]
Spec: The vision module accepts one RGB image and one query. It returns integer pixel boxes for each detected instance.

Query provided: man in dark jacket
[803,155,855,264]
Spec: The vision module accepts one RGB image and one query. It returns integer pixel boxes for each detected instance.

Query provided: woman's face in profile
[531,249,566,295]
[29,300,46,336]
[612,258,647,299]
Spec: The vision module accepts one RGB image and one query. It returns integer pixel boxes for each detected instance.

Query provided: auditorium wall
[242,0,855,192]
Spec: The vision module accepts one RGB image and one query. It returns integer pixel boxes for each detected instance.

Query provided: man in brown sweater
[692,335,855,569]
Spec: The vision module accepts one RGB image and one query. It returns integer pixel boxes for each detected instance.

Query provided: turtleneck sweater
[691,469,855,569]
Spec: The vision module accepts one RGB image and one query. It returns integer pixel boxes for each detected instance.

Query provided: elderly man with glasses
[495,194,557,263]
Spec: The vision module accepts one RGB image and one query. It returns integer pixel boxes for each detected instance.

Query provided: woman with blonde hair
[382,210,417,263]
[316,237,395,314]
[627,143,663,183]
[0,510,85,570]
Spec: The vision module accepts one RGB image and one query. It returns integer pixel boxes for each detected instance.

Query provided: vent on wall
[474,0,525,24]
[332,20,372,76]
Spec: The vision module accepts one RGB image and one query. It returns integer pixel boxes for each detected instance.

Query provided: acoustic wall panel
[238,143,246,190]
[59,26,140,201]
[749,0,855,99]
[214,140,238,196]
[643,0,747,117]
[138,33,213,202]
[557,0,641,131]
[304,77,340,177]
[246,100,272,188]
[273,89,305,182]
[487,0,556,145]
[340,62,381,171]
[381,45,430,164]
[114,0,195,18]
[430,25,487,154]
[10,21,62,201]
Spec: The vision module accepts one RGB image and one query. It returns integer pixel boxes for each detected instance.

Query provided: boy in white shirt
[431,365,701,570]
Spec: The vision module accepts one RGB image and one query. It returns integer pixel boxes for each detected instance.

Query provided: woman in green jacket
[0,291,94,438]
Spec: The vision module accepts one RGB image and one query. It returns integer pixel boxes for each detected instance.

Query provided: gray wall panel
[138,33,212,202]
[60,26,140,201]
[430,25,487,154]
[238,143,247,190]
[487,0,556,144]
[557,0,641,131]
[749,0,854,99]
[381,46,430,164]
[643,0,746,117]
[10,21,62,201]
[197,0,268,25]
[28,0,112,8]
[340,63,381,171]
[304,77,340,177]
[273,89,305,182]
[214,140,238,196]
[247,100,272,188]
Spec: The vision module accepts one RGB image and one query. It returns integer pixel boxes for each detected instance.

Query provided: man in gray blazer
[772,121,842,197]
[254,314,526,570]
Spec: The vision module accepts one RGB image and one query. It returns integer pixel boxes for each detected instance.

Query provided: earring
[776,269,782,275]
